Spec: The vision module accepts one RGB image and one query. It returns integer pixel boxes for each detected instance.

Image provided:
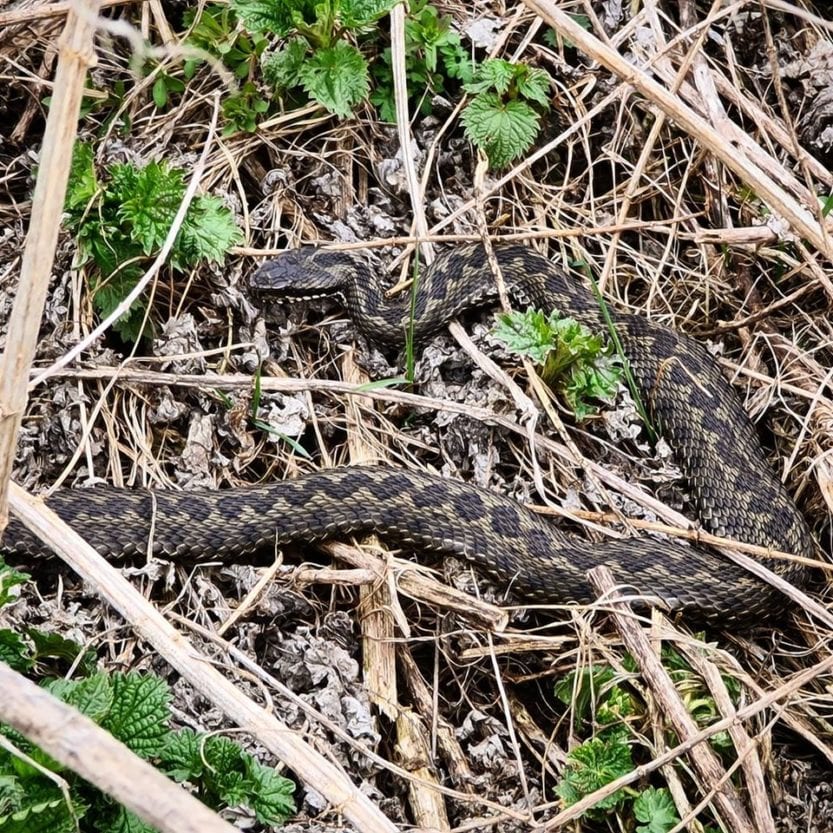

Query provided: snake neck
[254,244,604,347]
[328,244,605,347]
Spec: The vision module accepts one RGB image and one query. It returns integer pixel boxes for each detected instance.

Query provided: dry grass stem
[5,1,833,829]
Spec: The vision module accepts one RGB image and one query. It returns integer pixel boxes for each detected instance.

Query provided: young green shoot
[492,308,622,420]
[461,59,552,168]
[0,558,296,831]
[64,142,242,342]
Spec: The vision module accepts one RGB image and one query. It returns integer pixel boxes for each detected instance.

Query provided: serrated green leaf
[26,628,98,675]
[634,787,679,833]
[88,258,148,342]
[370,0,469,121]
[215,769,248,807]
[65,141,99,216]
[107,162,140,202]
[493,309,559,365]
[554,665,617,721]
[230,0,303,36]
[0,788,84,833]
[0,558,29,608]
[441,42,474,83]
[461,93,539,168]
[556,736,633,812]
[116,162,186,254]
[563,357,621,420]
[160,728,203,782]
[516,66,551,108]
[0,631,31,673]
[596,682,635,726]
[185,733,247,805]
[263,38,310,90]
[45,673,113,724]
[203,735,244,780]
[0,774,24,816]
[185,4,267,78]
[244,757,295,825]
[299,41,369,117]
[160,730,296,823]
[340,0,396,28]
[0,728,35,773]
[174,195,242,267]
[102,673,170,758]
[370,89,395,122]
[492,308,621,419]
[465,58,516,96]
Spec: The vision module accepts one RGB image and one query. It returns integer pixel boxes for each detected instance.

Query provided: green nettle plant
[492,308,622,419]
[0,558,296,832]
[235,0,396,117]
[182,1,473,129]
[461,58,552,167]
[553,660,736,832]
[370,0,474,121]
[64,142,243,342]
[182,4,270,134]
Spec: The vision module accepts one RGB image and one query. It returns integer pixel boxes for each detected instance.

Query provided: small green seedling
[492,308,622,419]
[461,58,552,167]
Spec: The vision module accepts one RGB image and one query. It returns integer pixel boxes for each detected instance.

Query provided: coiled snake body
[6,245,812,624]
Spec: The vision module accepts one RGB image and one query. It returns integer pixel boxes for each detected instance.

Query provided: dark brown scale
[5,246,813,625]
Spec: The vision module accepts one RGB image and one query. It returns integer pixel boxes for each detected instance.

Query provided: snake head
[250,247,350,300]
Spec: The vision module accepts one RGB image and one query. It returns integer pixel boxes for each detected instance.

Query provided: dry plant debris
[1,1,833,832]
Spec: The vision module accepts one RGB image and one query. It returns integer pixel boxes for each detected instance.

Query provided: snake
[5,245,813,625]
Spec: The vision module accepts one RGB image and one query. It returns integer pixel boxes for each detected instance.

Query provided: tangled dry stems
[1,1,833,832]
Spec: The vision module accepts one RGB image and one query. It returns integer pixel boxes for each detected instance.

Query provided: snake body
[6,245,812,624]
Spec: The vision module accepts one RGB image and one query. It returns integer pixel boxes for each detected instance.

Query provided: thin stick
[523,0,833,258]
[0,0,101,535]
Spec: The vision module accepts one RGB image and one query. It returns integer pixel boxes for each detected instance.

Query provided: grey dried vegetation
[2,1,833,832]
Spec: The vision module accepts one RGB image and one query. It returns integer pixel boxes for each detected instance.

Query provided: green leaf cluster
[555,735,635,812]
[371,0,473,122]
[222,81,271,134]
[555,667,678,829]
[660,644,740,753]
[461,58,552,167]
[0,561,32,675]
[554,665,639,815]
[554,664,635,730]
[0,560,295,831]
[0,560,27,610]
[553,657,738,830]
[150,70,186,110]
[1,560,100,678]
[634,787,680,833]
[492,308,622,419]
[251,0,395,117]
[0,671,295,832]
[183,4,270,133]
[64,142,242,342]
[184,4,268,79]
